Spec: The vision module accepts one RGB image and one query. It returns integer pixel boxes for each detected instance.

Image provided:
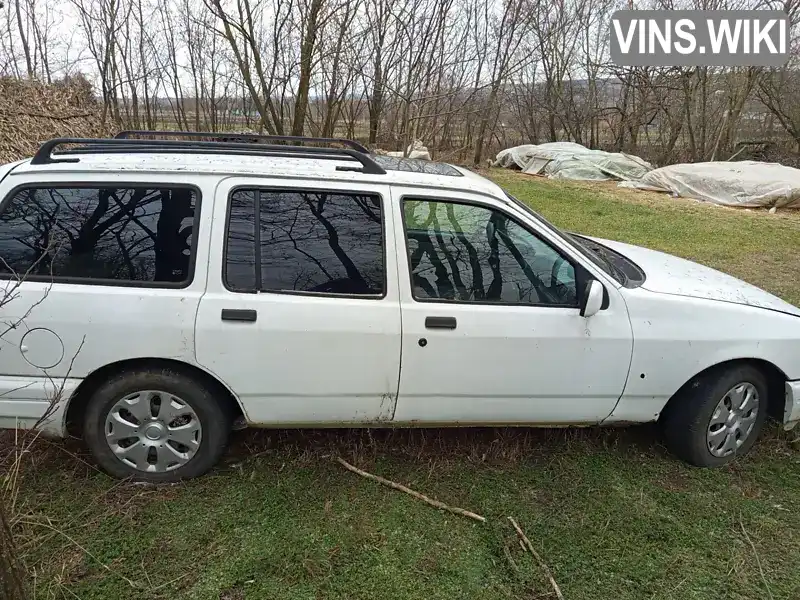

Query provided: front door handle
[425,316,457,330]
[221,309,257,322]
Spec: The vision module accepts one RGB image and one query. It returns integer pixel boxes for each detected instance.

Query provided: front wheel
[83,367,231,482]
[661,364,769,467]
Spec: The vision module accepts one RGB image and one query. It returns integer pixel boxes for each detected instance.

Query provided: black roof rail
[29,138,387,175]
[115,130,370,154]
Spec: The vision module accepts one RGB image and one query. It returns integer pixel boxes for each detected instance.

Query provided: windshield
[503,192,628,285]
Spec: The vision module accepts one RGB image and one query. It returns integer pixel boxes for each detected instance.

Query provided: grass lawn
[5,170,800,600]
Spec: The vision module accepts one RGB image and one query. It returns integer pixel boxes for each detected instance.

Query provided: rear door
[194,178,401,424]
[391,187,634,424]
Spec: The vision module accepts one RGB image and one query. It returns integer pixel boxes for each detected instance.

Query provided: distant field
[5,171,800,600]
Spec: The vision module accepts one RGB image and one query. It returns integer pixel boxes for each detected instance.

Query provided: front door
[195,179,401,424]
[391,190,633,424]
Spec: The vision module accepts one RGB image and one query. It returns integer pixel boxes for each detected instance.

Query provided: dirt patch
[655,470,692,493]
[219,586,245,600]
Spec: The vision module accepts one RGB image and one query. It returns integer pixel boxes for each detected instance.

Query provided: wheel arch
[660,357,787,423]
[65,357,246,437]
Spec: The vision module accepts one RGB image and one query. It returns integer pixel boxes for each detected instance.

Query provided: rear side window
[224,189,385,297]
[0,186,198,286]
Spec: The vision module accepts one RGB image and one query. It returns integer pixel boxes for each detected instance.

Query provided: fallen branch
[336,457,485,523]
[147,572,189,593]
[7,111,96,121]
[502,541,520,573]
[508,516,564,600]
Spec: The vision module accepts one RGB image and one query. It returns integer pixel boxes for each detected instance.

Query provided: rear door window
[224,188,385,297]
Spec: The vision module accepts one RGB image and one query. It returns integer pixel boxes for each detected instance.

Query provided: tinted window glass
[260,191,384,295]
[224,190,257,292]
[224,189,385,296]
[0,186,196,284]
[403,199,577,306]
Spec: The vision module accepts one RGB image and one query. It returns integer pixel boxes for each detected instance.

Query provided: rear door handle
[221,309,257,322]
[425,316,457,330]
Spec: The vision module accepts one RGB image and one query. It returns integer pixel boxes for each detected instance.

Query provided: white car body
[0,150,799,440]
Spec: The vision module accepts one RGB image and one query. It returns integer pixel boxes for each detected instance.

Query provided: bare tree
[69,0,133,124]
[4,0,800,165]
[472,0,529,164]
[205,0,292,134]
[12,0,33,77]
[759,67,800,150]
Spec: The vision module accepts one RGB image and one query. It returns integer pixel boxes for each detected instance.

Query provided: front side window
[403,199,577,306]
[225,189,385,297]
[0,186,197,285]
[504,191,633,286]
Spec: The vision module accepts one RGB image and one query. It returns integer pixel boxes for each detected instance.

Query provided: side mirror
[580,279,604,318]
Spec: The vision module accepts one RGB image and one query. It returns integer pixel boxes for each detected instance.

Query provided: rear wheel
[83,367,231,482]
[661,364,769,467]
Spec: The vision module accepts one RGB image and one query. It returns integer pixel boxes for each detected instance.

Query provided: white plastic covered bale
[618,161,800,208]
[493,142,652,181]
[494,144,540,169]
[384,139,431,160]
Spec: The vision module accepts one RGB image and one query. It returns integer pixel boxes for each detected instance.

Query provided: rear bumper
[784,380,800,430]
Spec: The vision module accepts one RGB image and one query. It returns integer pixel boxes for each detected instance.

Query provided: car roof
[8,152,506,199]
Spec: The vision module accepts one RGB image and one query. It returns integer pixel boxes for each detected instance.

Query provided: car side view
[0,132,798,482]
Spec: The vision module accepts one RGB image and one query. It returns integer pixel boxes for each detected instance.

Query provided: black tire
[661,364,769,467]
[83,367,231,482]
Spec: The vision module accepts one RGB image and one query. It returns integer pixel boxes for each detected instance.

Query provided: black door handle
[425,316,457,330]
[221,309,257,322]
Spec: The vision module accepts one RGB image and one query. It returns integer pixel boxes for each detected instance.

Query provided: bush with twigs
[0,75,113,164]
[0,75,107,598]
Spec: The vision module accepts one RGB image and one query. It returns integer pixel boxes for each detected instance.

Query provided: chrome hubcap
[144,422,166,440]
[104,390,202,472]
[706,382,759,457]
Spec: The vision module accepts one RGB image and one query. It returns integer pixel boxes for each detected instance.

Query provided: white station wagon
[0,132,798,482]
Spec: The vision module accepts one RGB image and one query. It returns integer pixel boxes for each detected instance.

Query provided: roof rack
[115,130,370,154]
[30,137,387,175]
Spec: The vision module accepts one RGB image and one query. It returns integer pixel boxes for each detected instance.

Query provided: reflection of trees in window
[406,201,455,299]
[224,189,385,296]
[404,200,575,305]
[224,191,257,291]
[406,200,497,300]
[0,187,195,283]
[260,191,384,295]
[446,203,484,300]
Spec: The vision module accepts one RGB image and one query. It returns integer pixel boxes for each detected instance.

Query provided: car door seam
[599,290,637,424]
[389,184,403,422]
